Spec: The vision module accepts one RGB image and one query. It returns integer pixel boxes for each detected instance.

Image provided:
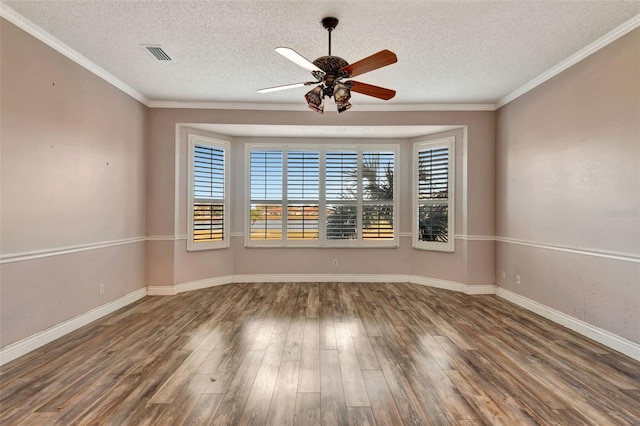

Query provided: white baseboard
[178,276,233,293]
[495,288,640,362]
[0,288,147,366]
[149,274,495,295]
[232,274,410,284]
[409,275,496,294]
[147,285,179,296]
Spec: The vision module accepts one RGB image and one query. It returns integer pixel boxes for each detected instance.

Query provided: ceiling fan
[257,17,397,113]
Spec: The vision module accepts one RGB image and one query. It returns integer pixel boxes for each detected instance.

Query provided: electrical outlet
[332,259,338,267]
[99,283,105,294]
[501,271,506,280]
[516,275,521,285]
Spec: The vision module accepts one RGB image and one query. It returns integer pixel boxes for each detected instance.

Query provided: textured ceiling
[2,1,640,108]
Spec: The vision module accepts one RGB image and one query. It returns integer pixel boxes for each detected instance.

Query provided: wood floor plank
[239,333,287,425]
[306,283,320,319]
[361,369,404,426]
[346,406,376,425]
[384,327,458,424]
[393,325,478,422]
[293,392,321,426]
[209,349,265,426]
[1,282,639,425]
[319,285,338,350]
[369,336,431,425]
[298,318,320,393]
[352,283,383,337]
[320,349,348,426]
[334,318,370,407]
[89,349,193,425]
[282,311,305,362]
[265,361,299,426]
[181,393,225,425]
[147,348,210,404]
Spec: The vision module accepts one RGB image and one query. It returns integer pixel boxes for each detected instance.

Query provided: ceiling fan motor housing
[312,56,350,96]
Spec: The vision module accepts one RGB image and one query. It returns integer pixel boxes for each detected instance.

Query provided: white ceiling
[2,1,640,110]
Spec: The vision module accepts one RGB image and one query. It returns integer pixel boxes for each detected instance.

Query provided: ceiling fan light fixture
[333,83,351,104]
[337,102,352,114]
[305,86,324,113]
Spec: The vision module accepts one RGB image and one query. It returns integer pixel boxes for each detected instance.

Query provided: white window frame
[187,134,230,251]
[412,136,455,252]
[245,143,399,248]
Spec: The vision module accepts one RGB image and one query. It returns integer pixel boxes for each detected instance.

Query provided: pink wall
[0,19,147,347]
[146,109,495,287]
[496,28,640,343]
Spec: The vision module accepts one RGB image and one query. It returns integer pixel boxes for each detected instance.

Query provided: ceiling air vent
[144,46,171,61]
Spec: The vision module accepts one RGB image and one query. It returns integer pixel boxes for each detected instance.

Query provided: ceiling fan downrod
[321,17,339,56]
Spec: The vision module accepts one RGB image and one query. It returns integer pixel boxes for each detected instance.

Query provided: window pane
[288,151,319,200]
[326,151,357,200]
[362,152,394,200]
[287,204,319,240]
[194,146,224,199]
[192,144,225,245]
[247,146,397,247]
[193,202,224,241]
[326,204,357,239]
[362,204,394,240]
[251,151,283,200]
[418,148,448,200]
[418,203,448,242]
[250,204,282,240]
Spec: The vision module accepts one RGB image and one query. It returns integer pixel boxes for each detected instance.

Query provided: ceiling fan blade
[257,81,316,93]
[275,47,324,74]
[348,81,396,100]
[340,49,397,78]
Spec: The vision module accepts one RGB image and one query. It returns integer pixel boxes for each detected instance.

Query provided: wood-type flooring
[1,282,639,425]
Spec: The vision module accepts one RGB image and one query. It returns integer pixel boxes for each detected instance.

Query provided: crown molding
[0,3,149,105]
[146,101,309,110]
[496,13,640,109]
[146,100,496,111]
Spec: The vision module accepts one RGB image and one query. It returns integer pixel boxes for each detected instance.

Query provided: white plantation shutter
[362,151,394,240]
[413,137,454,252]
[326,151,358,240]
[250,150,283,240]
[287,151,320,240]
[246,144,398,247]
[188,136,229,251]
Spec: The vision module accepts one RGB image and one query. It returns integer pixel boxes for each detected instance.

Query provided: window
[247,144,398,247]
[413,137,454,252]
[188,135,229,251]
